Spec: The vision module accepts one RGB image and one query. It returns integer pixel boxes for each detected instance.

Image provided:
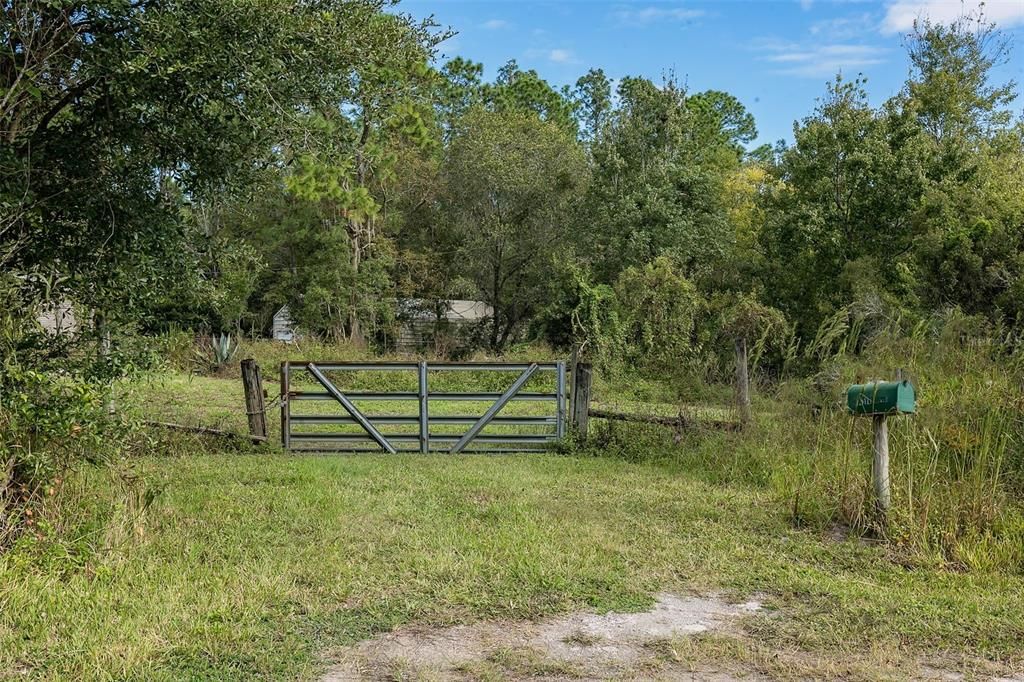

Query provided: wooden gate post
[571,362,592,441]
[280,361,290,449]
[240,358,267,442]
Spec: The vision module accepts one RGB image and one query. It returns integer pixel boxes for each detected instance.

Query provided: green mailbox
[846,380,916,416]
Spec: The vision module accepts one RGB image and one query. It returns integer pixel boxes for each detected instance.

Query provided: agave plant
[205,332,238,370]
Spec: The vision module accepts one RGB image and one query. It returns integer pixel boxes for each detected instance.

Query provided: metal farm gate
[280,361,566,453]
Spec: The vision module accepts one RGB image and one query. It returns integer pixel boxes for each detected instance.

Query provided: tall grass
[763,324,1024,573]
[582,310,1024,574]
[155,331,563,376]
[153,323,1024,573]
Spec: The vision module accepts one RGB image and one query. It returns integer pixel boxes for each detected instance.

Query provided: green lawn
[1,372,1022,680]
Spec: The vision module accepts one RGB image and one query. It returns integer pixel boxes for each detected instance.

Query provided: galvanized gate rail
[280,361,566,453]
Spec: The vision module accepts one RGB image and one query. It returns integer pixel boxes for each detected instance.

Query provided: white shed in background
[445,300,493,321]
[38,299,78,336]
[272,305,297,342]
[397,299,492,350]
[270,300,491,347]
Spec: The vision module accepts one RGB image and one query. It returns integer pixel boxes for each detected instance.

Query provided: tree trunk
[348,226,364,346]
[735,336,751,426]
[489,309,501,350]
[497,312,518,350]
[345,115,374,348]
[96,311,115,415]
[489,251,502,350]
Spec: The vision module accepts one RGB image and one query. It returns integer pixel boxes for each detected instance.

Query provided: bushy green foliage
[615,257,704,370]
[576,76,744,283]
[1,0,446,538]
[0,283,119,546]
[719,293,788,345]
[760,17,1023,335]
[443,107,587,349]
[569,273,625,369]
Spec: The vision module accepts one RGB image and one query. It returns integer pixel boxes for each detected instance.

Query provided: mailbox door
[895,381,916,414]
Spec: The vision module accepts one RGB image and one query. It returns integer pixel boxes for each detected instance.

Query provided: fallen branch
[588,408,740,435]
[588,408,694,427]
[142,420,267,444]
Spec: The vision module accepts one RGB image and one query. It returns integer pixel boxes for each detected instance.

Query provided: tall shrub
[615,257,704,371]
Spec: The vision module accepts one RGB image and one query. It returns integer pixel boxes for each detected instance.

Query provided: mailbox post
[872,413,890,511]
[846,379,916,517]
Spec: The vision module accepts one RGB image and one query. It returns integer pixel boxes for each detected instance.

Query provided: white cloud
[755,40,889,77]
[882,0,1024,34]
[612,6,705,26]
[799,0,814,10]
[481,19,509,30]
[548,48,578,64]
[810,13,877,40]
[524,47,581,64]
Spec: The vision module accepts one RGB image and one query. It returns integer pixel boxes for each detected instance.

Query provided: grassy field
[2,360,1023,680]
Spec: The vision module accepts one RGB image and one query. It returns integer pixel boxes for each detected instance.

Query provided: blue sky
[399,0,1024,147]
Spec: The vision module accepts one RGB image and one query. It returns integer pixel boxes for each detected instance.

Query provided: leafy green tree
[280,41,439,343]
[571,68,613,146]
[578,76,750,281]
[443,107,587,350]
[900,16,1023,317]
[390,144,475,317]
[719,293,787,423]
[198,14,443,343]
[759,16,1023,335]
[3,1,401,311]
[759,76,928,334]
[688,90,758,160]
[2,0,441,344]
[436,57,485,139]
[485,60,577,133]
[0,0,442,527]
[905,16,1016,145]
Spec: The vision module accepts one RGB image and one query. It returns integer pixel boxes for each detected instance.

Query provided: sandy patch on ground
[321,593,764,681]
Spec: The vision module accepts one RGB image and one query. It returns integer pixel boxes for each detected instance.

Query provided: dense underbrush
[588,325,1024,574]
[778,330,1024,572]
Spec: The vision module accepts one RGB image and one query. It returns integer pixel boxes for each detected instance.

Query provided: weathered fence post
[872,413,891,514]
[735,337,751,426]
[571,362,592,441]
[280,361,290,449]
[240,358,267,442]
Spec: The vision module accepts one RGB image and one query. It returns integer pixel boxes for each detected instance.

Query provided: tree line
[3,2,1023,374]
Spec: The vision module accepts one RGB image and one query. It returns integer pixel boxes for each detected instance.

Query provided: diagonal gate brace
[450,363,538,453]
[306,363,397,454]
